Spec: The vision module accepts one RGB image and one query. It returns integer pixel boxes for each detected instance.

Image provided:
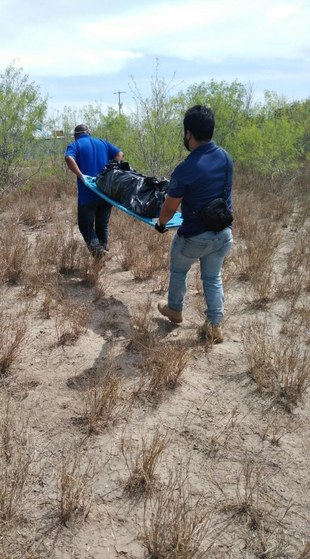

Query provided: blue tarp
[85,177,182,229]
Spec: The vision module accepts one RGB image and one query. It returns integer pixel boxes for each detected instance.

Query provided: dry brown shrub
[121,428,168,495]
[0,392,32,522]
[55,298,89,345]
[137,339,191,400]
[78,249,106,287]
[0,306,28,375]
[238,222,282,281]
[79,368,123,434]
[277,234,309,305]
[259,413,295,446]
[0,527,47,559]
[23,234,61,298]
[233,188,259,240]
[116,216,170,279]
[242,316,310,409]
[0,225,29,284]
[57,236,82,274]
[16,200,43,227]
[205,408,239,457]
[131,232,170,281]
[141,466,210,559]
[220,461,270,531]
[57,443,95,525]
[243,525,294,558]
[38,278,62,319]
[249,268,276,306]
[130,295,155,350]
[150,266,170,293]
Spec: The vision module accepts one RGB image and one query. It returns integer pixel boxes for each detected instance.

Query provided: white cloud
[0,0,309,78]
[0,0,309,109]
[82,0,310,63]
[267,2,300,22]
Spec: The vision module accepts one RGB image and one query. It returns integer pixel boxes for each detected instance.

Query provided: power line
[114,91,126,115]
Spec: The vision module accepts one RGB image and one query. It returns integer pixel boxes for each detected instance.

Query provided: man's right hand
[80,174,94,185]
[155,221,168,234]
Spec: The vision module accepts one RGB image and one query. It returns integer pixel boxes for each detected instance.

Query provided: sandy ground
[1,195,309,559]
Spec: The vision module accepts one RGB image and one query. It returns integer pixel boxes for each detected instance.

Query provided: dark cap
[74,124,89,137]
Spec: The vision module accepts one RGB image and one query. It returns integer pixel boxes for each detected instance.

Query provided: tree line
[0,63,309,192]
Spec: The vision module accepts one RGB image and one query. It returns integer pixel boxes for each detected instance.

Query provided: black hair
[183,105,215,141]
[74,124,89,138]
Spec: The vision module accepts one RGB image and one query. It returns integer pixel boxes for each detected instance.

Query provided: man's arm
[65,155,83,178]
[158,195,182,226]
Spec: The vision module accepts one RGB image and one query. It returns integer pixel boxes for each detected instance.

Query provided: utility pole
[114,91,126,116]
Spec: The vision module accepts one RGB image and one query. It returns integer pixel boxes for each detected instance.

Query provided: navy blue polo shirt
[65,134,121,205]
[168,141,233,238]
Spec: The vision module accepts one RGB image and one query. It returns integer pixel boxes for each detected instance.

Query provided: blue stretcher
[85,176,182,229]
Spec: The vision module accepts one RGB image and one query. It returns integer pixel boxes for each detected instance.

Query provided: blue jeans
[168,228,233,325]
[78,201,112,251]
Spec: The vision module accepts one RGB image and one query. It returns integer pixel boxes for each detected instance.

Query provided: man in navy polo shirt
[156,106,233,344]
[65,124,124,257]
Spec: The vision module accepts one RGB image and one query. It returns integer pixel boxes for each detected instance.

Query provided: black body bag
[96,161,169,218]
[186,151,233,232]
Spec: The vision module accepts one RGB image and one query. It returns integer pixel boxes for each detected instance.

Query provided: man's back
[169,141,233,238]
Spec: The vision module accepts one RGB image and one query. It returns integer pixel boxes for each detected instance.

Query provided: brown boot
[199,321,223,344]
[158,302,183,324]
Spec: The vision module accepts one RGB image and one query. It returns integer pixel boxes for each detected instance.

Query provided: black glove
[155,221,168,234]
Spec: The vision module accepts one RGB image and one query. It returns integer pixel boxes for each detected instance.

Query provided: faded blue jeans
[78,200,112,252]
[167,228,233,325]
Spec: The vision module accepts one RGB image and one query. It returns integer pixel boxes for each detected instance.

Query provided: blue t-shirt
[168,141,233,238]
[65,134,121,205]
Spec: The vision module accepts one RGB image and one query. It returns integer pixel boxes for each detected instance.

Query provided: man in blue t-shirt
[155,105,234,344]
[65,124,124,257]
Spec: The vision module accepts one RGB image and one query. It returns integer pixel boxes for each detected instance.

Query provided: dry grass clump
[220,461,267,531]
[57,443,95,525]
[249,268,276,307]
[130,295,156,350]
[0,224,30,284]
[0,392,32,522]
[277,233,309,306]
[121,428,168,495]
[219,459,297,558]
[0,525,46,559]
[116,214,170,280]
[241,316,310,409]
[205,408,239,457]
[130,298,192,397]
[137,339,191,401]
[57,236,82,274]
[17,201,41,227]
[55,297,89,345]
[0,306,28,375]
[141,467,210,559]
[78,249,106,287]
[79,368,123,434]
[235,221,282,283]
[243,526,294,558]
[259,412,294,446]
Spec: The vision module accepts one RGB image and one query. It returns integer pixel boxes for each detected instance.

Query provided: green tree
[277,98,310,163]
[127,67,185,177]
[0,63,47,191]
[182,79,251,155]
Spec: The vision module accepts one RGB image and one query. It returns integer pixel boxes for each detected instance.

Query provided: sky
[0,0,309,118]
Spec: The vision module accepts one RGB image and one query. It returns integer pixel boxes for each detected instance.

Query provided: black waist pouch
[199,198,233,232]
